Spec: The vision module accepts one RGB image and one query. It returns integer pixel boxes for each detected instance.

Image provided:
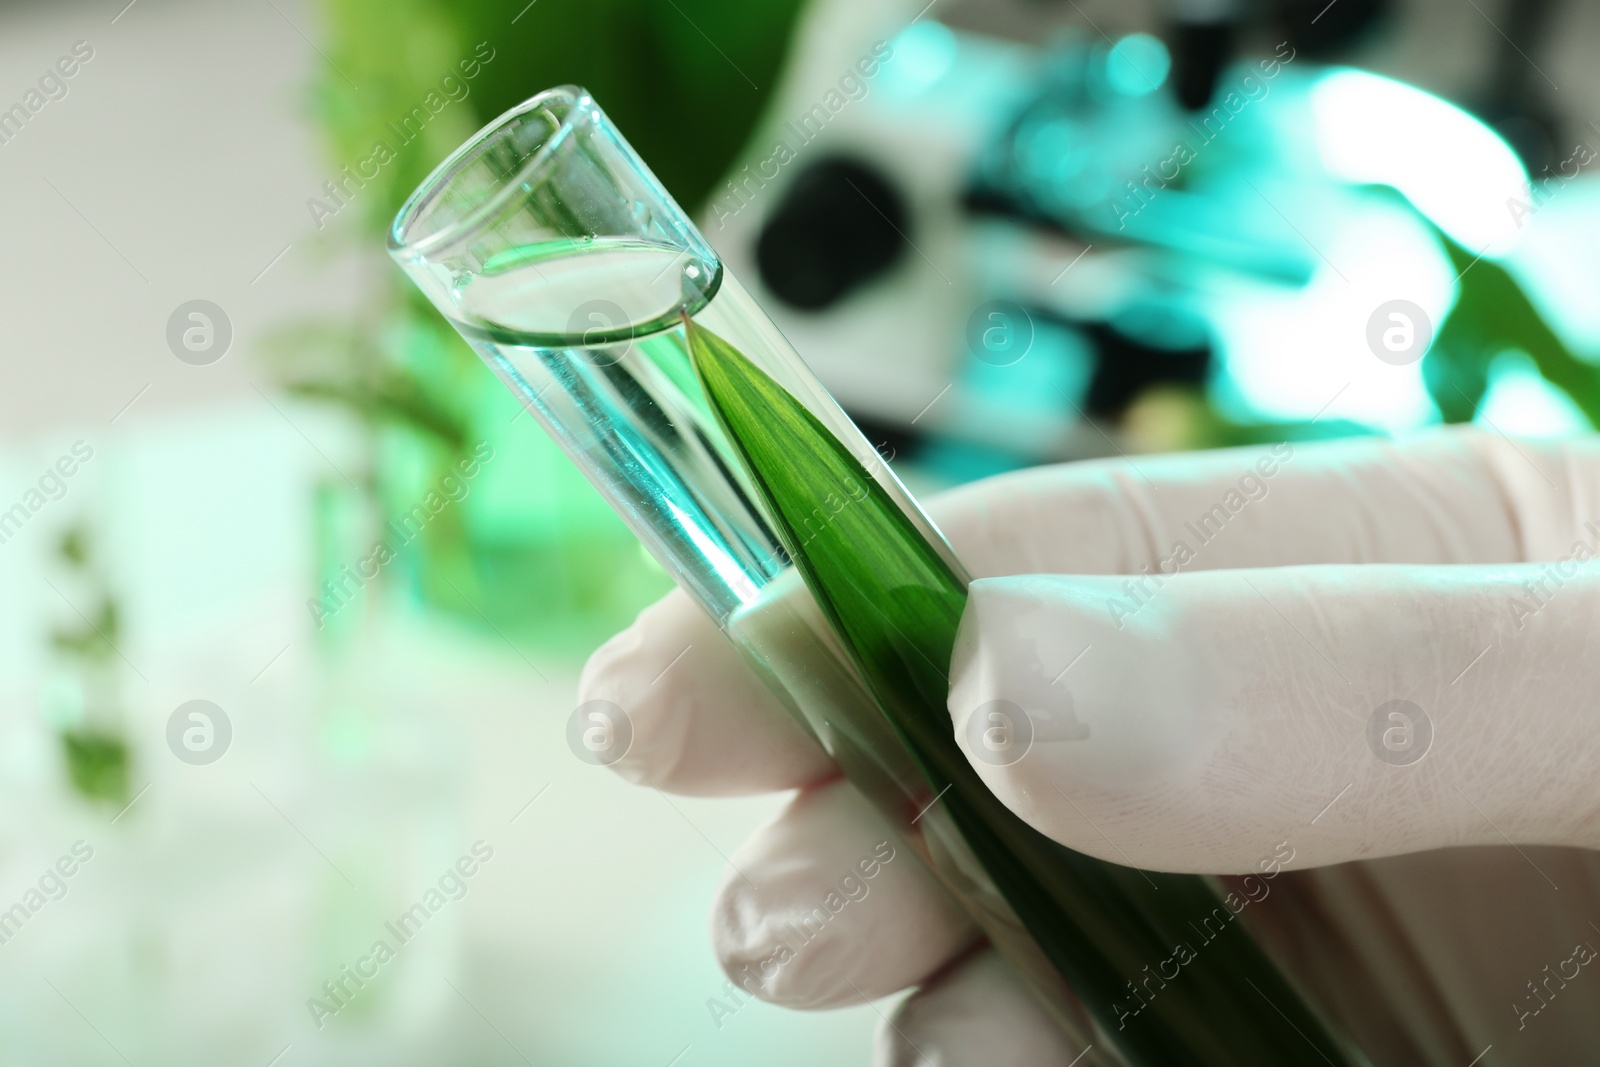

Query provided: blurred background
[2,0,1599,1061]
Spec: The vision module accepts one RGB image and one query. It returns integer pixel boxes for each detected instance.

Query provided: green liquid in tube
[686,317,1364,1066]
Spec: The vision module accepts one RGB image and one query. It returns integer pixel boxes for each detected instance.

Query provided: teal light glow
[1476,350,1592,436]
[1209,193,1449,432]
[1106,34,1170,97]
[1311,69,1528,257]
[881,21,958,99]
[1505,177,1600,353]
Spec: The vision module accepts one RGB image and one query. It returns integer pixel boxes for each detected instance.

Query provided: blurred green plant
[266,0,804,649]
[314,0,806,233]
[1427,233,1600,426]
[1151,217,1600,451]
[48,525,130,805]
[60,730,129,804]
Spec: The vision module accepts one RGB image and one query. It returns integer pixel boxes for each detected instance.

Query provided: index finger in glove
[581,428,1593,797]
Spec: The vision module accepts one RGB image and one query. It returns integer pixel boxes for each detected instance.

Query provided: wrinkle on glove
[874,949,1085,1067]
[710,778,976,1010]
[578,589,834,796]
[931,429,1582,577]
[1243,848,1600,1065]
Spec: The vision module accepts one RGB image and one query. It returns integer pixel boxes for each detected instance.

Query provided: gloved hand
[579,427,1600,1065]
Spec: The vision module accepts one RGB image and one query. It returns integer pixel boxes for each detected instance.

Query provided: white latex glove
[579,427,1600,1065]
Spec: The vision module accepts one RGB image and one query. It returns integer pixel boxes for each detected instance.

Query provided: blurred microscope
[708,0,1598,483]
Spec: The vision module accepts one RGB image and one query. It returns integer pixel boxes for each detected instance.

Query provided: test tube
[388,86,1366,1066]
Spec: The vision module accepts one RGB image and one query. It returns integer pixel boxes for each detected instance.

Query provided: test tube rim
[388,83,594,260]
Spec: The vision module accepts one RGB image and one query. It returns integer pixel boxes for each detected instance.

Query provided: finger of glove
[580,428,1600,798]
[873,948,1089,1067]
[576,587,834,796]
[950,563,1600,872]
[710,777,977,1010]
[933,428,1600,577]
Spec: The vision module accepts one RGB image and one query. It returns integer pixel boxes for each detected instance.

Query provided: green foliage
[60,729,130,805]
[1428,235,1600,426]
[1164,223,1597,447]
[311,0,485,237]
[264,317,468,448]
[293,0,808,438]
[455,0,805,213]
[58,525,89,567]
[312,0,805,230]
[48,598,119,663]
[49,525,130,805]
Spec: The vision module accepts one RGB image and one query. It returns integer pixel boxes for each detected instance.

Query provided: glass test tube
[388,86,1366,1066]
